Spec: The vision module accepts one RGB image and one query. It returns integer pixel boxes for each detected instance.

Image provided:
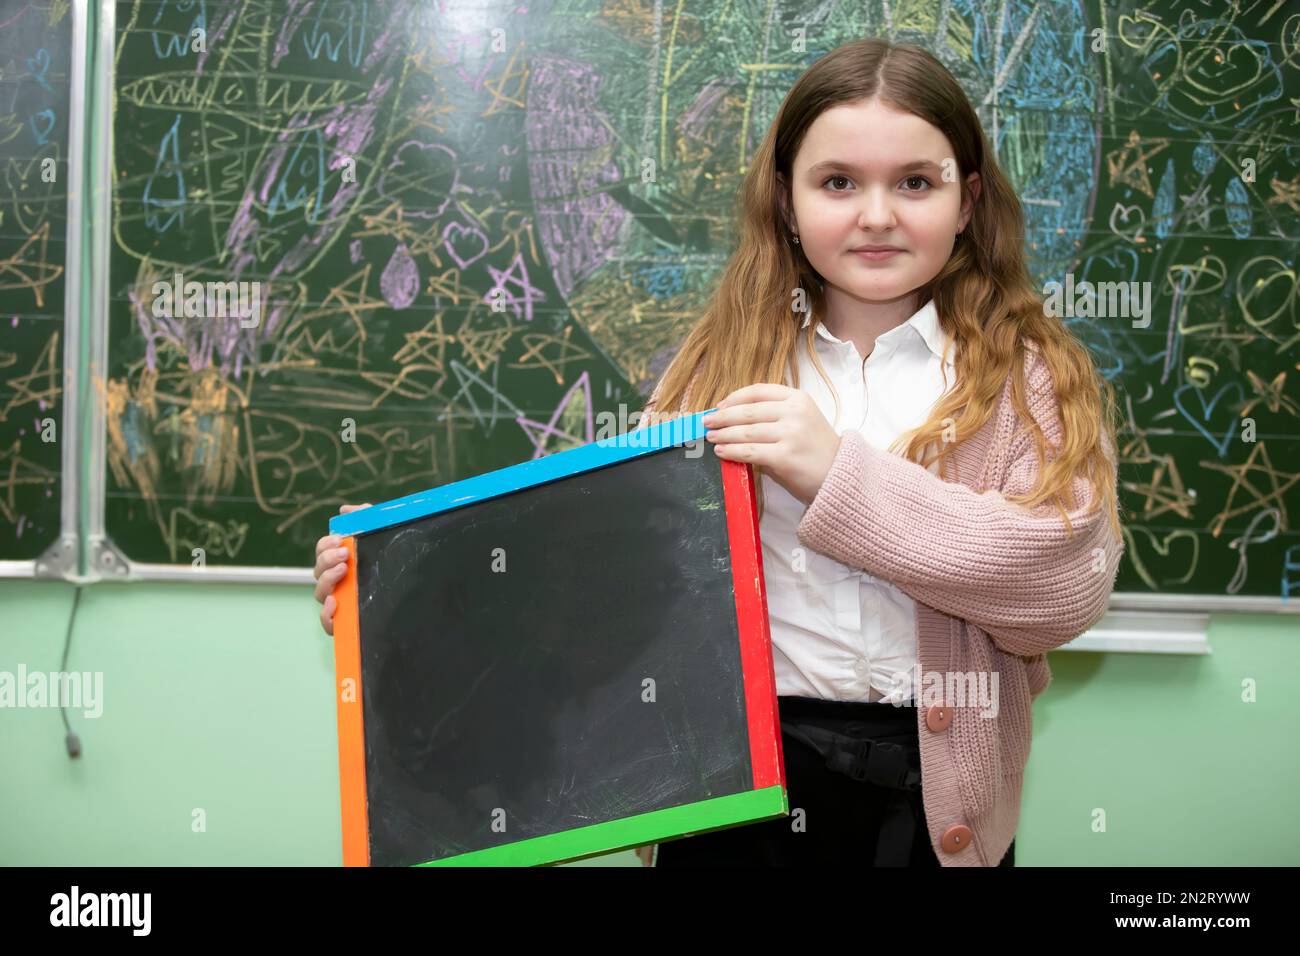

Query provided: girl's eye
[822,175,853,192]
[902,175,932,191]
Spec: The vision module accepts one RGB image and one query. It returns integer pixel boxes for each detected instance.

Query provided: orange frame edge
[333,535,370,866]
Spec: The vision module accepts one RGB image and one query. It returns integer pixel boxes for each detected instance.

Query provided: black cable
[59,584,83,758]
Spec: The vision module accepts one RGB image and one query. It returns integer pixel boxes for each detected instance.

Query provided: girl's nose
[857,186,896,231]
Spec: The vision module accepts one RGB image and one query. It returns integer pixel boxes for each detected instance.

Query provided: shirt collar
[800,298,951,365]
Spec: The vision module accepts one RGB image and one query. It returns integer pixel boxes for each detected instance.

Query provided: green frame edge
[414,784,789,867]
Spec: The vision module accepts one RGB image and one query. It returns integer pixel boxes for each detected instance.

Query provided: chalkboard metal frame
[1107,593,1296,615]
[329,409,788,866]
[0,0,87,580]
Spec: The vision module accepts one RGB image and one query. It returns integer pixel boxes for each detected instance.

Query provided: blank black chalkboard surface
[328,409,786,866]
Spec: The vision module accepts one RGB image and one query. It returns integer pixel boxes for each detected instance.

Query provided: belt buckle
[844,739,873,782]
[866,740,919,790]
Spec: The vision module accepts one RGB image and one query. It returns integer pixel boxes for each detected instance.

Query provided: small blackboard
[329,410,786,866]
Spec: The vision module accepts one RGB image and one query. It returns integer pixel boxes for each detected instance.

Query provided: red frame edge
[720,459,786,793]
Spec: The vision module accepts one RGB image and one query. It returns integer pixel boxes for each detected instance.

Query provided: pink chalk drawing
[483,251,545,323]
[442,221,489,269]
[524,56,628,299]
[380,243,419,309]
[378,140,458,219]
[516,371,594,459]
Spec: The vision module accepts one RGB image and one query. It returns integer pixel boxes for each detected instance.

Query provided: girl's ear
[776,173,796,234]
[960,172,982,230]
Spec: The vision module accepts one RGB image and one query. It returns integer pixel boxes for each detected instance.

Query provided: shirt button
[853,659,870,678]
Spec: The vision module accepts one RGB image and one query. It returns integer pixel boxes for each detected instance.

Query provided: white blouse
[760,298,955,703]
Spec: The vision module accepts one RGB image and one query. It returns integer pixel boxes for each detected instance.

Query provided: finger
[314,561,349,604]
[706,421,782,446]
[702,399,786,428]
[711,442,768,465]
[320,598,334,637]
[715,384,794,409]
[315,545,350,581]
[316,534,341,559]
[314,563,346,605]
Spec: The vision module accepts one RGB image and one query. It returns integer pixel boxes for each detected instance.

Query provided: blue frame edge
[329,409,718,538]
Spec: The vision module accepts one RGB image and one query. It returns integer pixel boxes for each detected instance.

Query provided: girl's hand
[701,384,841,506]
[314,503,372,636]
[634,845,655,866]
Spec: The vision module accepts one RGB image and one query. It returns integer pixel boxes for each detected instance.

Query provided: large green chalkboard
[102,0,1299,600]
[1070,1,1299,600]
[0,0,74,570]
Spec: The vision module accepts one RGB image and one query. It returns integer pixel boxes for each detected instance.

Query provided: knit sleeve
[795,352,1122,657]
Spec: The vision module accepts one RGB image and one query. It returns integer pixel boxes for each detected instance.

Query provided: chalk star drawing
[1105,130,1170,198]
[1268,175,1300,214]
[517,371,593,458]
[1178,181,1213,231]
[393,312,454,371]
[1241,370,1299,418]
[0,329,59,422]
[513,326,593,382]
[1201,443,1299,538]
[0,438,56,522]
[484,251,545,323]
[1124,451,1196,520]
[438,359,524,435]
[0,221,62,308]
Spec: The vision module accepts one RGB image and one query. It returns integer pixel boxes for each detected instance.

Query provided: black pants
[656,695,1015,867]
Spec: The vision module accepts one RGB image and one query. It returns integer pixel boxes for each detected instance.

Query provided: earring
[792,234,801,245]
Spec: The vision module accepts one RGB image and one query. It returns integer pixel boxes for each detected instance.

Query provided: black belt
[778,697,924,866]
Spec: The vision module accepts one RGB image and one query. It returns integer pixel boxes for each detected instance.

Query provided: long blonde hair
[647,38,1119,533]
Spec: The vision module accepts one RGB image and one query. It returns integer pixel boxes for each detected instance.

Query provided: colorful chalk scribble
[0,0,71,563]
[93,0,1300,594]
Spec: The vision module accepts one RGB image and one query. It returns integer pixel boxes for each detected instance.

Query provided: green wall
[2,579,1295,865]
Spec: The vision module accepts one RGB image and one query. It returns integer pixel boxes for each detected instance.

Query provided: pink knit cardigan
[636,344,1122,865]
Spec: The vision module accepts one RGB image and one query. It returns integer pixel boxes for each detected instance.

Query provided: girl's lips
[851,248,903,261]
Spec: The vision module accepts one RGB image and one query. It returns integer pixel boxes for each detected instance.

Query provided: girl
[315,36,1123,868]
[629,37,1122,867]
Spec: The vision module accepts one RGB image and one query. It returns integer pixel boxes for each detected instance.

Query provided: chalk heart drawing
[1122,526,1200,588]
[29,108,56,143]
[1108,203,1146,242]
[378,140,458,220]
[443,221,489,269]
[1173,381,1245,458]
[25,47,50,85]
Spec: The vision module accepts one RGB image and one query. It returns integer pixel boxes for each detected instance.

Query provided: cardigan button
[925,705,952,732]
[941,824,972,854]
